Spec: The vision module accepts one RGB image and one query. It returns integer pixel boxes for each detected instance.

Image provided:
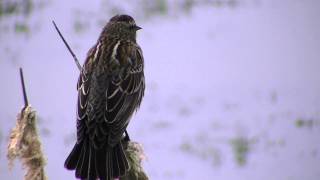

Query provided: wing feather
[76,40,145,148]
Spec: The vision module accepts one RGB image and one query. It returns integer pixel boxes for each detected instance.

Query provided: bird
[64,14,145,180]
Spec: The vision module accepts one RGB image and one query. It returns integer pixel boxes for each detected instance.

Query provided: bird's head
[104,14,142,41]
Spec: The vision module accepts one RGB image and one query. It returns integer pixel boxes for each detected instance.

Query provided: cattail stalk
[7,68,47,180]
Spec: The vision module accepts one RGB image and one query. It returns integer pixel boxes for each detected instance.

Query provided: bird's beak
[134,25,142,31]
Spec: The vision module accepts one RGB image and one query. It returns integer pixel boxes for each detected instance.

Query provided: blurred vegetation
[230,137,250,166]
[0,0,48,36]
[15,22,29,33]
[73,19,87,33]
[1,0,245,36]
[180,141,222,166]
[178,106,192,116]
[295,118,318,129]
[0,127,2,148]
[0,0,33,17]
[99,0,242,21]
[180,132,223,166]
[0,0,32,35]
[0,0,49,66]
[152,120,171,130]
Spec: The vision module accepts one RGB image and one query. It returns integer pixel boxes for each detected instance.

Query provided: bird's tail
[65,139,130,180]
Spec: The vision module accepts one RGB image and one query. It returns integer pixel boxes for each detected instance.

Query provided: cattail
[7,68,47,180]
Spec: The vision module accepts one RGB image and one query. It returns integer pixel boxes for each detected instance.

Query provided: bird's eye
[130,24,136,29]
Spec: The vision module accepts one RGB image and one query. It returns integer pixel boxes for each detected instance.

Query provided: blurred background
[0,0,320,179]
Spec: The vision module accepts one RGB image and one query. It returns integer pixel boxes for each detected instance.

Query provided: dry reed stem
[7,106,47,180]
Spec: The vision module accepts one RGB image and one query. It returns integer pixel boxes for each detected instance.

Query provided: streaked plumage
[65,15,145,180]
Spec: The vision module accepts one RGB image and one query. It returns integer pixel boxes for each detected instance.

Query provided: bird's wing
[104,41,145,146]
[75,45,96,144]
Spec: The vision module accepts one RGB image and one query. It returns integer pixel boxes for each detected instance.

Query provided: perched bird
[64,14,145,180]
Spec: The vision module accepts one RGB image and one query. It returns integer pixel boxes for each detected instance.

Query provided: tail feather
[117,143,130,175]
[75,142,86,178]
[106,149,113,180]
[65,142,83,170]
[95,146,107,179]
[112,147,120,177]
[65,140,129,180]
[88,145,97,180]
[78,141,89,178]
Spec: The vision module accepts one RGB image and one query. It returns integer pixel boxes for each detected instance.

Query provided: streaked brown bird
[64,14,145,180]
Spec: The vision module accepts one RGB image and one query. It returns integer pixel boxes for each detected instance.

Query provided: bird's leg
[124,130,131,142]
